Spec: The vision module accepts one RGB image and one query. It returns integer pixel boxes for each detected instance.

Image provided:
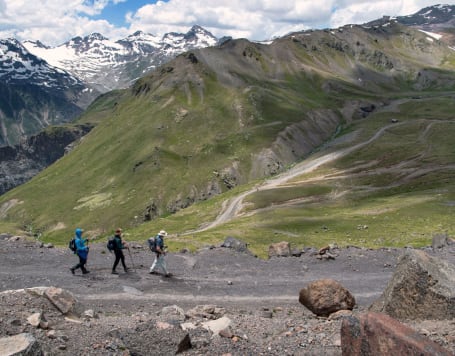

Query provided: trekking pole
[127,247,136,271]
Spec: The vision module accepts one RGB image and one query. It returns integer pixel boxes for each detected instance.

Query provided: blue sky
[94,0,154,27]
[1,1,455,46]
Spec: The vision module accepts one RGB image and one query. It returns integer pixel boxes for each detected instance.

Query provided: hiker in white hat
[149,230,171,277]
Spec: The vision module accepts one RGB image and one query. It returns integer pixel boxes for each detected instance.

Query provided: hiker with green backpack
[111,228,129,274]
[70,228,90,275]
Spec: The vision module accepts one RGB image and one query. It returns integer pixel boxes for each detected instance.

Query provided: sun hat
[158,230,168,236]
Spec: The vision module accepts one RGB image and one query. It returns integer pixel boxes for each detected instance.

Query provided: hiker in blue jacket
[70,228,90,275]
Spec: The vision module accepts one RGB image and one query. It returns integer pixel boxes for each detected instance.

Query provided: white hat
[158,230,168,236]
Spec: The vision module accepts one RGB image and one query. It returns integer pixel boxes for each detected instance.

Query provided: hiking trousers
[73,254,88,273]
[113,249,127,271]
[150,253,169,274]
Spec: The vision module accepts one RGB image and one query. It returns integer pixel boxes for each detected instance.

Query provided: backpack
[68,238,76,253]
[107,237,115,252]
[147,236,157,252]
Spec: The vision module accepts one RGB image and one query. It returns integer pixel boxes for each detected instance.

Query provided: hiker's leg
[150,254,158,272]
[80,257,88,273]
[157,254,169,274]
[73,254,84,270]
[113,251,121,271]
[120,251,127,269]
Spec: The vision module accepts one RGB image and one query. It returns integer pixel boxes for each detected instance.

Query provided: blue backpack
[148,235,162,252]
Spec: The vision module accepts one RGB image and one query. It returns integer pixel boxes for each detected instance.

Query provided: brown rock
[268,241,291,258]
[369,249,455,320]
[299,279,355,317]
[341,312,452,356]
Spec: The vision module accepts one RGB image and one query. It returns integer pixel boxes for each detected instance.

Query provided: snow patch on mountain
[23,25,218,92]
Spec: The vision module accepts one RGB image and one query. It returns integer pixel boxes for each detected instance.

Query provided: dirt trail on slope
[196,122,402,232]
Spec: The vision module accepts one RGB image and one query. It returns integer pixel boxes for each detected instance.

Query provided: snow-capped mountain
[395,4,455,26]
[0,38,82,90]
[0,38,94,146]
[23,25,218,92]
[394,4,455,45]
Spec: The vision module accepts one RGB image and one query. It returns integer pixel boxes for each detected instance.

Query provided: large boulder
[369,249,455,320]
[44,287,76,315]
[299,279,356,317]
[341,312,452,356]
[268,241,291,258]
[0,333,42,356]
[221,236,250,254]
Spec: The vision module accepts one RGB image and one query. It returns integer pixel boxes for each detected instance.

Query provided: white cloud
[127,0,334,40]
[0,0,129,45]
[1,0,455,46]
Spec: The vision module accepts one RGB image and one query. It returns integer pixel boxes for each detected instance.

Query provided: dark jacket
[113,235,124,251]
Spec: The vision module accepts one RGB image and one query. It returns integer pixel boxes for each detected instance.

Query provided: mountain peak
[397,4,455,25]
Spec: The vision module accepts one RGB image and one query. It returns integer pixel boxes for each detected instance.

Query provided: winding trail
[194,122,403,233]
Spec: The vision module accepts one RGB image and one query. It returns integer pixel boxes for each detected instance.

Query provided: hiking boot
[70,268,75,275]
[112,270,119,275]
[149,271,157,275]
[164,273,173,278]
[82,270,90,274]
[124,268,129,272]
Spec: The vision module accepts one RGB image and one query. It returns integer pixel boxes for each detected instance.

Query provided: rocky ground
[0,234,454,355]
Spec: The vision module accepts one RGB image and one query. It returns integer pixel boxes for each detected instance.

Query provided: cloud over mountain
[1,0,454,46]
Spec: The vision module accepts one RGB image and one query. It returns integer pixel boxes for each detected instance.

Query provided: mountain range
[0,5,455,253]
[0,25,219,146]
[23,25,219,93]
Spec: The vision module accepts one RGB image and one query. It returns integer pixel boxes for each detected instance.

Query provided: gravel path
[1,235,454,355]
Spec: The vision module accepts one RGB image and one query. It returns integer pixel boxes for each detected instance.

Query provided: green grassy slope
[1,22,455,255]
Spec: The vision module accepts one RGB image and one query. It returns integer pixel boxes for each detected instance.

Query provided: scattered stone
[341,312,452,355]
[83,309,95,319]
[27,312,42,327]
[156,321,174,330]
[46,330,57,339]
[180,322,197,331]
[176,333,192,354]
[160,305,186,322]
[8,319,22,326]
[432,233,449,249]
[268,241,291,258]
[0,333,42,356]
[185,305,225,320]
[219,327,234,338]
[202,316,232,336]
[369,250,455,320]
[221,237,250,254]
[318,246,330,255]
[299,279,356,317]
[43,243,54,248]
